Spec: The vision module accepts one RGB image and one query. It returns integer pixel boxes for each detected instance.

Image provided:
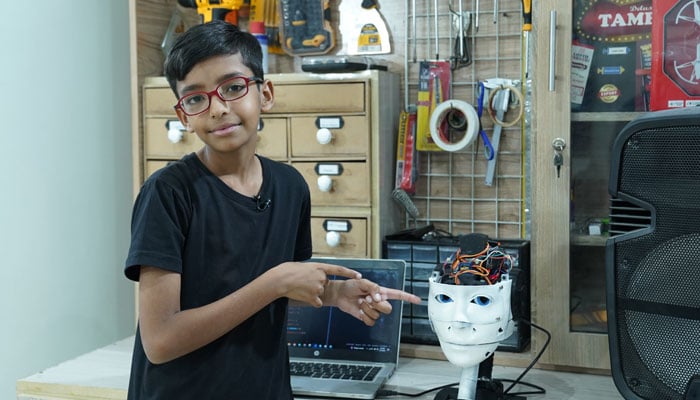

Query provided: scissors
[477,82,495,161]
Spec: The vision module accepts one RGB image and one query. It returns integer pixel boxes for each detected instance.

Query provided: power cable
[376,318,551,399]
[503,319,551,395]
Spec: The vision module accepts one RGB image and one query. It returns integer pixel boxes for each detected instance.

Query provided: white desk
[17,336,622,400]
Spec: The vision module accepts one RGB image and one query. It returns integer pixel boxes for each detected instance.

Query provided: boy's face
[174,53,273,155]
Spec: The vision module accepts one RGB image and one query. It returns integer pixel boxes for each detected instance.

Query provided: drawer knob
[317,175,333,192]
[316,128,333,145]
[166,120,186,144]
[326,231,341,247]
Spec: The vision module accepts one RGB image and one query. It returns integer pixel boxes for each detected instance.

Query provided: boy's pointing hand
[332,276,422,327]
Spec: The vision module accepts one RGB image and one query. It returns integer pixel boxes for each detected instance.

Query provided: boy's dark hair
[164,20,264,97]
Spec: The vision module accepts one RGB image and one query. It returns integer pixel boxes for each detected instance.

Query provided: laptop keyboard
[290,361,381,381]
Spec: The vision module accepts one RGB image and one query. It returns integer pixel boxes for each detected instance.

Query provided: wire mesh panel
[398,0,528,238]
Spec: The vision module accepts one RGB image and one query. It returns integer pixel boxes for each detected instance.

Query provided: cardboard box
[650,0,700,110]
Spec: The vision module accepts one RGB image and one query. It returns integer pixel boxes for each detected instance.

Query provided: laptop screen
[286,258,406,364]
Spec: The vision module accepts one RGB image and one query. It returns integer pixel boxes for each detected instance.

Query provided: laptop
[287,257,408,399]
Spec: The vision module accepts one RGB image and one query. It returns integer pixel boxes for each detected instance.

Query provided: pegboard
[398,0,529,239]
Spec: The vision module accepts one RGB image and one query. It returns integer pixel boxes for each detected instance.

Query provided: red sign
[577,0,653,42]
[650,0,700,110]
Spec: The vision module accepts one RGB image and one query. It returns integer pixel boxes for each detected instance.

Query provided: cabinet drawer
[294,161,370,206]
[272,82,365,113]
[145,160,169,178]
[290,115,369,157]
[144,87,176,115]
[311,217,367,257]
[144,118,202,158]
[257,117,287,160]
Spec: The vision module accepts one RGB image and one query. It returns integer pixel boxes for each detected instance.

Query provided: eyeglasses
[174,76,263,116]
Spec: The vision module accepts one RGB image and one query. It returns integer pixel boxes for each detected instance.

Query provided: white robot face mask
[427,236,515,369]
[428,277,513,367]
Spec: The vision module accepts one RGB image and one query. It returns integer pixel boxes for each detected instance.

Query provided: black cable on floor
[498,378,546,396]
[503,319,552,396]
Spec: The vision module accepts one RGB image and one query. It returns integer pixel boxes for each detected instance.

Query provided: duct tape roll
[429,100,479,152]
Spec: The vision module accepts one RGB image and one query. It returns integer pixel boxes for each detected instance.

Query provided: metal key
[553,152,563,178]
[551,138,566,178]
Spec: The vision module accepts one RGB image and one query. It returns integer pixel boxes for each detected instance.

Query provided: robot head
[427,236,514,368]
[428,277,513,367]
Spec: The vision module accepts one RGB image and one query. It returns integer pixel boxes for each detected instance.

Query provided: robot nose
[452,307,473,325]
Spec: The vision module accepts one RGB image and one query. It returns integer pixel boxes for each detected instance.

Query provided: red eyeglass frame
[173,76,264,116]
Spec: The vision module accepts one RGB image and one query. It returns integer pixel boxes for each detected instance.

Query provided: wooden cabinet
[138,71,401,259]
[530,1,648,371]
[530,0,607,372]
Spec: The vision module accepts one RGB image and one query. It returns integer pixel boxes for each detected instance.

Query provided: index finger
[316,263,362,280]
[380,287,422,304]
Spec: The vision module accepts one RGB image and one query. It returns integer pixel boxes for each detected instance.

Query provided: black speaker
[606,107,700,400]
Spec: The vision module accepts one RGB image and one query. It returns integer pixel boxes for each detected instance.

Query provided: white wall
[0,1,134,398]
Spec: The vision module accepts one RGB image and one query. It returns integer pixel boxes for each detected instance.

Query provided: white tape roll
[429,100,479,152]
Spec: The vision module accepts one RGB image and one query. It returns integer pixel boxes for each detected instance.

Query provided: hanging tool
[338,0,391,55]
[476,82,495,161]
[416,61,452,151]
[494,0,498,24]
[482,78,520,186]
[431,74,451,143]
[261,0,281,54]
[178,0,243,24]
[521,0,532,78]
[449,1,471,70]
[434,0,439,59]
[279,0,334,55]
[249,0,263,22]
[411,0,417,62]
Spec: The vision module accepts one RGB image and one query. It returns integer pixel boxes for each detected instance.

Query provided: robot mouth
[441,340,501,347]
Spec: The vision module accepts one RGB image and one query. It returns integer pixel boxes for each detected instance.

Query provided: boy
[124,20,420,399]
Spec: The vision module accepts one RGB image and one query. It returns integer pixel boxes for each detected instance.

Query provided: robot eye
[471,296,491,306]
[435,294,454,303]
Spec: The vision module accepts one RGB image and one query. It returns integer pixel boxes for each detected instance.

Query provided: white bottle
[249,21,268,74]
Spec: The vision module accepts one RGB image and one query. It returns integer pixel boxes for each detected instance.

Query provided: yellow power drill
[178,0,244,25]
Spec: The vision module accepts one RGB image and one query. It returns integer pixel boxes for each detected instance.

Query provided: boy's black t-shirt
[125,153,313,400]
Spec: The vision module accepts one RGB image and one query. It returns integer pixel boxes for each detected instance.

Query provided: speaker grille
[610,122,700,400]
[609,197,652,236]
[618,234,700,398]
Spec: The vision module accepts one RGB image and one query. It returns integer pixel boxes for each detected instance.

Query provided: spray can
[249,21,268,74]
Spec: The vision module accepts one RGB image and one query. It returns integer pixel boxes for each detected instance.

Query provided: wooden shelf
[570,234,608,247]
[571,112,643,122]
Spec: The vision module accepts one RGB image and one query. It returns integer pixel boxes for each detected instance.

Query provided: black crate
[383,236,531,352]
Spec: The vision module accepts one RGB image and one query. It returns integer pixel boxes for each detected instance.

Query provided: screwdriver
[522,0,532,32]
[522,0,532,78]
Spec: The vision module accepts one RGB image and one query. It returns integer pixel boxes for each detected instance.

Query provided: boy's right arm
[137,262,360,364]
[137,265,280,364]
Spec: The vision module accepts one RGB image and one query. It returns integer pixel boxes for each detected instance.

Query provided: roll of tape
[429,100,479,152]
[487,84,525,127]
